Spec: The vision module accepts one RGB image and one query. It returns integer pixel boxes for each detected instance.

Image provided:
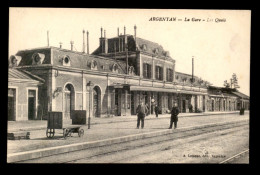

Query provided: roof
[92,35,174,62]
[16,46,127,75]
[175,71,208,87]
[135,37,166,57]
[8,68,44,83]
[232,91,250,100]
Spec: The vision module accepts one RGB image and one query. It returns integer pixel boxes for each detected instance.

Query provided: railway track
[17,119,249,163]
[219,149,249,164]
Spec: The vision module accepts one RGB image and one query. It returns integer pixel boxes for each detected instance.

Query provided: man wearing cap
[169,102,179,129]
[136,101,148,129]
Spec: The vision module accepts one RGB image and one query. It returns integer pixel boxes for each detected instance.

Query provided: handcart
[46,110,87,139]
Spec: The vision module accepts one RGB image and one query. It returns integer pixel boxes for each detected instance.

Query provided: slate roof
[175,71,208,87]
[92,35,174,62]
[8,68,44,83]
[232,91,250,100]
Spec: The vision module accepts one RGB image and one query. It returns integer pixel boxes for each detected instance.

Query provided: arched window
[64,83,75,119]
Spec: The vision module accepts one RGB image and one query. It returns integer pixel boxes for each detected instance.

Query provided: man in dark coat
[136,101,148,129]
[154,104,159,118]
[169,102,180,129]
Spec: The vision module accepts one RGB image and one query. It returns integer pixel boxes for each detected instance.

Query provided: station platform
[7,111,245,133]
[7,111,249,162]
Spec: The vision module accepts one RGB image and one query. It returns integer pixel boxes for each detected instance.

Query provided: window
[143,63,151,79]
[91,60,98,70]
[62,55,71,66]
[112,63,119,73]
[155,66,163,80]
[32,53,45,65]
[166,68,173,82]
[64,57,69,64]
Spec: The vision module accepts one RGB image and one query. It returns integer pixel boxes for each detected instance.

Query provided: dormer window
[141,44,147,51]
[112,63,119,73]
[62,55,71,66]
[64,57,69,64]
[154,48,159,55]
[128,66,135,75]
[32,53,45,65]
[9,55,21,67]
[91,60,98,70]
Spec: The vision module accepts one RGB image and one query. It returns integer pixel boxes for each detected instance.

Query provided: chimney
[124,26,126,35]
[104,30,108,54]
[134,25,137,50]
[83,29,85,53]
[117,27,119,36]
[87,31,89,54]
[70,41,74,51]
[47,31,49,47]
[101,27,103,38]
[59,42,62,49]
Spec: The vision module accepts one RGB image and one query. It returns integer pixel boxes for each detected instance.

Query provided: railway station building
[8,62,44,121]
[8,26,248,121]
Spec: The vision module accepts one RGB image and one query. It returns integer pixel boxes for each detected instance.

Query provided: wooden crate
[71,110,87,125]
[47,112,63,129]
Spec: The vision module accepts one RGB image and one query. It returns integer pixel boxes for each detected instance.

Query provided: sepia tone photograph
[8,8,250,164]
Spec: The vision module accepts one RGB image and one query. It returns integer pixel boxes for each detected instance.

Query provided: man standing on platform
[169,102,179,129]
[155,104,159,118]
[136,101,148,129]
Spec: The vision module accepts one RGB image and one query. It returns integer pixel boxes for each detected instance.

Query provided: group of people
[136,102,179,129]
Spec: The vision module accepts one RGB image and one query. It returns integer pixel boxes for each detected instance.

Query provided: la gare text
[149,17,226,23]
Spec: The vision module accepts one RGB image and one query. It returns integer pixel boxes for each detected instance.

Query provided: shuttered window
[166,68,173,82]
[156,66,163,81]
[143,63,152,79]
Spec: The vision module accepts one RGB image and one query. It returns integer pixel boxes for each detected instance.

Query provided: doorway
[28,90,36,120]
[131,91,135,115]
[211,100,214,111]
[182,100,186,113]
[93,86,101,117]
[64,84,75,119]
[8,88,16,121]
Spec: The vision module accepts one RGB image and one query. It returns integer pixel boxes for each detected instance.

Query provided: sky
[9,8,250,96]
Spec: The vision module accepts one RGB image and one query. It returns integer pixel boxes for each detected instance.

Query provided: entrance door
[115,89,121,116]
[131,91,135,115]
[8,88,15,121]
[182,100,186,113]
[212,100,214,111]
[8,97,15,121]
[64,84,75,119]
[28,90,36,120]
[93,88,98,117]
[203,96,205,112]
[64,92,71,118]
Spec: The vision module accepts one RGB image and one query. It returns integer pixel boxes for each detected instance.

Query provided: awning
[130,85,207,95]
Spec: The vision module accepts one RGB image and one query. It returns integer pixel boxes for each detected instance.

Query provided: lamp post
[87,81,94,129]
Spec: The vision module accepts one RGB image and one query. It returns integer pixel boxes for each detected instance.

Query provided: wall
[8,81,39,121]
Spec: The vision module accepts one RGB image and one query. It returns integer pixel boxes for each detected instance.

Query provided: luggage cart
[46,111,87,139]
